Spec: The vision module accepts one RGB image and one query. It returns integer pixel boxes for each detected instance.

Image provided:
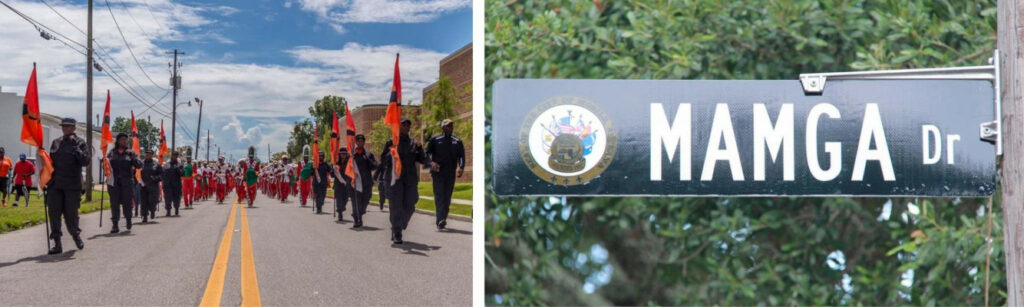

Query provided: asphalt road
[0,192,472,306]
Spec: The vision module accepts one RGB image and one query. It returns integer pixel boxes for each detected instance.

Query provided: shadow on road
[352,225,382,232]
[0,250,77,268]
[391,241,441,256]
[86,232,137,240]
[439,228,472,235]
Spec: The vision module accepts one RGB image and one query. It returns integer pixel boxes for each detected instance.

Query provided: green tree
[368,120,392,156]
[111,116,159,153]
[175,146,193,159]
[286,119,314,160]
[486,0,1002,306]
[419,76,473,145]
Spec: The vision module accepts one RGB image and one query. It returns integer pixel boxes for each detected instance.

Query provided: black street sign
[492,79,997,197]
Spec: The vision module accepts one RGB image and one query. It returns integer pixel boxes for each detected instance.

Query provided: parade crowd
[1,117,465,253]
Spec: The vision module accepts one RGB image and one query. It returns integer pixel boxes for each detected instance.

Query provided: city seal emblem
[519,96,616,186]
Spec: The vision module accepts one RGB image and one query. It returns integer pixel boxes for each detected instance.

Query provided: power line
[37,0,168,105]
[102,0,168,92]
[0,0,188,142]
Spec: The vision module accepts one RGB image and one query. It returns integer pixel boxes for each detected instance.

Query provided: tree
[368,120,391,156]
[175,146,193,159]
[111,116,159,153]
[419,76,473,145]
[485,0,1003,305]
[271,151,289,162]
[286,119,313,160]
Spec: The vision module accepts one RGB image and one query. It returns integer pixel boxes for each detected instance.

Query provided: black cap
[144,148,154,154]
[339,147,349,153]
[60,117,77,126]
[401,117,412,124]
[116,132,129,139]
[355,134,365,141]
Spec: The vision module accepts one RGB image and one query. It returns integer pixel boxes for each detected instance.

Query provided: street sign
[492,79,997,197]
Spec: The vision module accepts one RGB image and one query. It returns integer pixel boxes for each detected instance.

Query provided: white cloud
[294,0,470,33]
[0,0,449,161]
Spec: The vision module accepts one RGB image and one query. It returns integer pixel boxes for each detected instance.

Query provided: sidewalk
[325,193,472,223]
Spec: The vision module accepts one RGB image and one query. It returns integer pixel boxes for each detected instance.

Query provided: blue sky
[0,0,472,160]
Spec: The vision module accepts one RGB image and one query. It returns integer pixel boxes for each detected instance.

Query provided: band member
[374,149,389,211]
[351,134,377,228]
[139,149,163,222]
[312,152,330,214]
[107,133,141,233]
[331,148,351,221]
[425,119,465,230]
[242,148,260,207]
[279,157,294,202]
[214,156,231,204]
[12,153,34,207]
[46,117,91,254]
[298,151,313,206]
[235,160,247,203]
[163,152,184,216]
[182,156,195,208]
[384,118,428,244]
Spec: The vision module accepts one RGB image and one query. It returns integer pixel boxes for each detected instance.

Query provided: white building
[1,89,104,184]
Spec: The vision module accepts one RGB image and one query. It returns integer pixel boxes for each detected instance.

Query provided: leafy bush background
[484,0,1004,305]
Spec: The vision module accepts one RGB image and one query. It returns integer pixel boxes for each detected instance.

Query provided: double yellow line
[200,199,262,306]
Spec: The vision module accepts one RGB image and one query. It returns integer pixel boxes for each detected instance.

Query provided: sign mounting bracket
[799,50,1002,155]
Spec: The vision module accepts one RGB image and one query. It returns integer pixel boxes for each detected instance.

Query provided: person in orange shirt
[12,153,35,207]
[0,147,11,207]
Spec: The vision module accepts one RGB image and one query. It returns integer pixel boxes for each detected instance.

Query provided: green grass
[326,182,472,217]
[0,190,110,234]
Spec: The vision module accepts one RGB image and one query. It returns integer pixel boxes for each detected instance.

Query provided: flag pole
[99,157,104,227]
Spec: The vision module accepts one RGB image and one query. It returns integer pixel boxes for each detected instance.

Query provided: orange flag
[344,103,362,192]
[101,90,113,178]
[19,63,54,188]
[131,111,141,182]
[383,53,402,184]
[158,119,168,162]
[330,110,339,164]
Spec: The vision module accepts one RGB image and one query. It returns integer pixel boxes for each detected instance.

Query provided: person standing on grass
[12,153,34,207]
[0,147,11,207]
[425,119,465,230]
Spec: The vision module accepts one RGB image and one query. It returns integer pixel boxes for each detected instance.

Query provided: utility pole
[267,144,270,162]
[194,98,203,161]
[206,129,210,161]
[167,49,183,152]
[84,0,94,200]
[216,146,220,160]
[998,0,1023,305]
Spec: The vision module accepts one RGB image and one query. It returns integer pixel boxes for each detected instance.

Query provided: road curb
[325,194,472,223]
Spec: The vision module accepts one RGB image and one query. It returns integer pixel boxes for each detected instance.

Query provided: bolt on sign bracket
[799,50,1002,155]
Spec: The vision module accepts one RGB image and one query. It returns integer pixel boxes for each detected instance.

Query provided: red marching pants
[247,185,257,205]
[182,177,194,207]
[278,182,289,201]
[299,179,311,205]
[235,182,246,202]
[216,182,227,203]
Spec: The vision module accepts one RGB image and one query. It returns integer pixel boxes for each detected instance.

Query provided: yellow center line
[240,200,262,306]
[200,199,238,307]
